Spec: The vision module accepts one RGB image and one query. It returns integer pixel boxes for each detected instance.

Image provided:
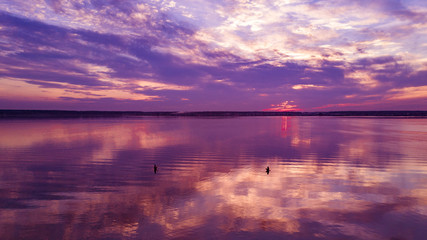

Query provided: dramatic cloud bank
[1,0,426,111]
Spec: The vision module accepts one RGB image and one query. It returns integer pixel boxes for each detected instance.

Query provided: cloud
[387,86,427,100]
[263,101,302,112]
[0,11,197,104]
[0,0,426,111]
[292,84,327,90]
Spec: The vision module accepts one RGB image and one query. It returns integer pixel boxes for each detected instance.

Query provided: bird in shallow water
[266,166,270,174]
[154,164,158,174]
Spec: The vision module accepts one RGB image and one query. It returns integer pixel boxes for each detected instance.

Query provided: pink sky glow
[0,0,427,111]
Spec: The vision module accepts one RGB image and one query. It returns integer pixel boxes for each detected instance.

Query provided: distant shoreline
[1,109,427,119]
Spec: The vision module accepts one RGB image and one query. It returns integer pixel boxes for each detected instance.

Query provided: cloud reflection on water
[0,117,427,239]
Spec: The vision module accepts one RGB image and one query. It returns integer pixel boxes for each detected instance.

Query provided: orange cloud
[263,101,302,112]
[386,86,427,100]
[292,84,326,90]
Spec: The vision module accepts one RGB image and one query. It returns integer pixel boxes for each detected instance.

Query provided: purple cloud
[0,0,426,111]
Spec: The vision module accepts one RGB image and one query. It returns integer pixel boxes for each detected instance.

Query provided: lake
[0,116,426,240]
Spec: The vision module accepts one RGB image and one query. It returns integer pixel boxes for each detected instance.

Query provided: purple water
[0,117,426,239]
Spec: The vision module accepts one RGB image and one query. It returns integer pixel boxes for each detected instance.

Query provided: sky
[0,0,427,111]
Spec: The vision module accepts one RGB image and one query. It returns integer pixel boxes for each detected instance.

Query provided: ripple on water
[0,117,427,239]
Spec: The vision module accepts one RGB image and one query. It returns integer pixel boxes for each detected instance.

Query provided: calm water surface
[0,117,427,240]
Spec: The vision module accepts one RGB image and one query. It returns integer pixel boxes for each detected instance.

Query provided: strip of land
[1,109,427,118]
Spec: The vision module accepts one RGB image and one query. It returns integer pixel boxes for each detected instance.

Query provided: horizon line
[1,109,427,118]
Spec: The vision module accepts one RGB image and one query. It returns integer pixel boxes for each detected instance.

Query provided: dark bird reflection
[154,164,158,174]
[266,166,270,174]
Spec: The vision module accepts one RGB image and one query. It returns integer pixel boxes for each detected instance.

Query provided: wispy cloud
[0,0,426,110]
